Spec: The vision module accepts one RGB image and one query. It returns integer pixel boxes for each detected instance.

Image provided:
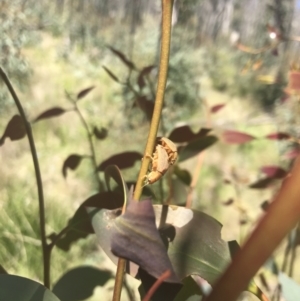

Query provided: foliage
[1,1,300,301]
[204,44,285,109]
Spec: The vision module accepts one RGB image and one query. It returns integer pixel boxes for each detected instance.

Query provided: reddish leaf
[284,148,300,159]
[111,199,180,283]
[33,107,67,122]
[261,166,287,179]
[91,203,232,285]
[222,130,255,144]
[93,127,108,140]
[102,66,120,83]
[288,71,300,92]
[0,115,26,146]
[137,65,155,89]
[97,151,143,171]
[136,96,154,121]
[265,132,290,140]
[108,46,135,70]
[210,104,225,114]
[77,86,95,100]
[62,154,83,178]
[280,93,290,103]
[168,125,211,143]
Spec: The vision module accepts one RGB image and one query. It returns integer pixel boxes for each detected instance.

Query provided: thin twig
[133,0,173,201]
[112,257,127,301]
[112,1,174,300]
[0,68,50,288]
[73,103,103,191]
[142,270,171,301]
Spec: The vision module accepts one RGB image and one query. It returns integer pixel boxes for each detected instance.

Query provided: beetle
[143,144,170,185]
[159,137,178,165]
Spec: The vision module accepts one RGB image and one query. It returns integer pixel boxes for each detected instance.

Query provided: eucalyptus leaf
[0,115,26,146]
[174,276,203,301]
[0,274,60,301]
[52,266,111,301]
[90,202,231,285]
[179,136,218,162]
[278,272,300,301]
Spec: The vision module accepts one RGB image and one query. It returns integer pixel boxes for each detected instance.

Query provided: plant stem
[112,258,126,301]
[142,270,171,301]
[74,103,103,191]
[133,0,173,201]
[112,2,173,301]
[0,68,50,288]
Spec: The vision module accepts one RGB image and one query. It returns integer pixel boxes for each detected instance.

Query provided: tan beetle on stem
[143,137,177,186]
[143,144,170,185]
[159,137,178,165]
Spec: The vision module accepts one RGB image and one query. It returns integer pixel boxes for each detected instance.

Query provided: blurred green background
[1,0,300,300]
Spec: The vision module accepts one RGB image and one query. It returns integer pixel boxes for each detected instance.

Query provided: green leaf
[155,205,230,283]
[170,178,188,206]
[0,264,7,274]
[60,167,127,256]
[90,202,231,285]
[102,65,120,83]
[49,191,123,251]
[52,266,111,301]
[278,272,300,301]
[174,276,203,301]
[0,274,60,301]
[174,166,192,186]
[178,136,218,162]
